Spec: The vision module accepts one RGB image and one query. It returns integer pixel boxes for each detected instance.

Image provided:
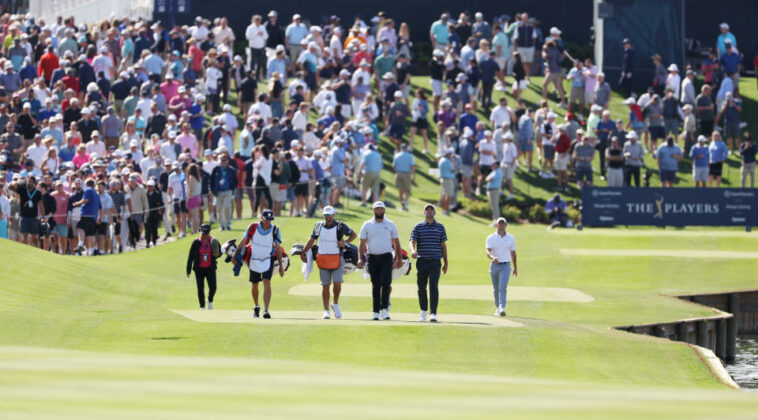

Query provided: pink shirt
[51,191,69,225]
[176,133,198,159]
[72,153,90,168]
[160,81,180,103]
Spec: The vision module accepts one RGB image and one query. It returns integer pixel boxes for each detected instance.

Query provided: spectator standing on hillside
[605,137,625,187]
[438,148,457,216]
[656,137,682,187]
[620,38,634,97]
[623,132,644,187]
[740,133,756,188]
[572,133,595,190]
[708,131,728,188]
[689,135,710,188]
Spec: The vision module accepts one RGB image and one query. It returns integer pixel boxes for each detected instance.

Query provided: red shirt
[38,52,60,81]
[188,45,204,72]
[61,75,80,94]
[555,133,571,154]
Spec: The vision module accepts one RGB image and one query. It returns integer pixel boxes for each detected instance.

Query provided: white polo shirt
[485,231,516,262]
[359,217,399,255]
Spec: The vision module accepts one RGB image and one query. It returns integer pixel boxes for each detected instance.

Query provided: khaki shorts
[569,86,585,105]
[544,72,562,86]
[362,171,381,194]
[395,172,412,192]
[440,178,456,197]
[495,57,506,70]
[503,164,517,181]
[554,153,570,171]
[517,46,534,63]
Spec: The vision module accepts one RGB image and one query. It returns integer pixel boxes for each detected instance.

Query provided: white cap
[322,205,336,216]
[394,91,403,98]
[81,107,91,114]
[178,86,186,93]
[550,27,561,35]
[720,22,729,29]
[130,139,139,147]
[483,130,492,137]
[504,131,514,139]
[372,201,386,209]
[547,111,557,119]
[444,147,454,155]
[146,179,156,186]
[697,135,707,143]
[626,131,638,139]
[223,104,231,111]
[667,63,679,72]
[310,25,321,32]
[623,97,636,105]
[496,217,507,224]
[290,140,301,148]
[339,69,351,76]
[383,72,394,80]
[433,50,444,57]
[591,104,602,112]
[91,130,100,137]
[168,130,177,138]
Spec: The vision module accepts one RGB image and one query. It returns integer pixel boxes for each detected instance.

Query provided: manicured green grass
[2,74,758,417]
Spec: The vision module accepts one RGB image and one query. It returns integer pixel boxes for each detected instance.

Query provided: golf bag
[290,243,360,275]
[220,238,290,276]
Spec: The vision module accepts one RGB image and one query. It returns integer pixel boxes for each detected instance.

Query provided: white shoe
[330,303,342,319]
[207,301,213,310]
[419,310,428,321]
[430,313,438,322]
[373,312,380,320]
[499,307,506,317]
[494,307,501,316]
[381,309,390,320]
[322,310,331,319]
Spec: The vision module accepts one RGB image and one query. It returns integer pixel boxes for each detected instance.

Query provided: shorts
[132,214,144,225]
[19,217,39,235]
[173,199,187,214]
[495,57,507,70]
[249,257,274,283]
[709,162,723,177]
[649,126,665,140]
[725,123,741,139]
[361,171,381,193]
[544,72,563,86]
[503,164,517,181]
[395,172,412,192]
[554,153,569,171]
[53,223,68,237]
[331,175,345,189]
[413,117,428,130]
[431,79,443,96]
[660,169,676,183]
[96,222,109,236]
[518,137,533,152]
[693,166,708,182]
[569,86,585,105]
[294,182,309,197]
[77,217,97,237]
[234,188,244,200]
[287,186,295,202]
[461,164,473,178]
[543,145,555,160]
[517,46,534,63]
[389,123,405,139]
[319,257,345,285]
[441,178,455,197]
[575,166,593,183]
[664,118,680,135]
[479,164,492,177]
[584,90,594,105]
[271,182,287,202]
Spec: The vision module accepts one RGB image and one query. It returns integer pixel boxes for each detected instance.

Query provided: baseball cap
[372,201,386,209]
[496,217,507,225]
[262,209,275,220]
[200,224,211,234]
[697,135,707,143]
[322,205,336,216]
[146,179,156,186]
[424,203,435,211]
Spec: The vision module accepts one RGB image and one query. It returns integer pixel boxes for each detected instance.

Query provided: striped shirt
[410,220,447,259]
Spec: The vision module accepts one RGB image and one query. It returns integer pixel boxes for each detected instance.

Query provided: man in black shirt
[239,70,257,116]
[14,176,44,246]
[265,11,285,50]
[38,182,57,251]
[145,103,168,139]
[429,51,446,113]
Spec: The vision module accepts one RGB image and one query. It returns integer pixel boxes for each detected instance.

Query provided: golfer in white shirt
[485,217,517,316]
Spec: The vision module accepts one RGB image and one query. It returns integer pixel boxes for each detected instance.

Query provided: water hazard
[727,335,758,390]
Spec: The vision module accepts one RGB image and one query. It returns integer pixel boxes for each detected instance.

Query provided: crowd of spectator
[0,9,755,249]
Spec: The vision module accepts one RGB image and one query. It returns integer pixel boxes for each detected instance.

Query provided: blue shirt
[430,20,449,45]
[392,151,415,173]
[439,157,455,179]
[656,145,681,171]
[143,54,165,75]
[719,52,740,74]
[410,220,447,259]
[459,113,478,133]
[189,103,204,129]
[81,187,101,218]
[331,146,346,176]
[480,58,499,84]
[568,67,584,88]
[267,58,287,82]
[486,167,503,190]
[241,223,282,256]
[362,150,383,173]
[708,141,728,163]
[285,23,309,45]
[596,120,615,142]
[459,138,475,165]
[689,145,709,168]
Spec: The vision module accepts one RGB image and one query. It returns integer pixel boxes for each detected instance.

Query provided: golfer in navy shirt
[409,204,448,322]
